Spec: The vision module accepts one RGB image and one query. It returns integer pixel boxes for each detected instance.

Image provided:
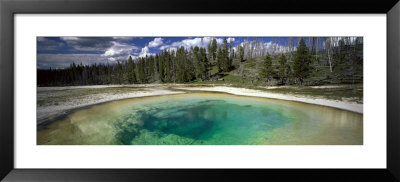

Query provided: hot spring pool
[37,93,363,145]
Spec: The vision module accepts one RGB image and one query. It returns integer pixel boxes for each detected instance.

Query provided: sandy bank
[37,87,184,125]
[175,86,363,114]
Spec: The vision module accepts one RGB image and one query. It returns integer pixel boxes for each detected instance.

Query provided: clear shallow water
[37,93,363,145]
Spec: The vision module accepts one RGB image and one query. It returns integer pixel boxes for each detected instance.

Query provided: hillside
[195,47,363,87]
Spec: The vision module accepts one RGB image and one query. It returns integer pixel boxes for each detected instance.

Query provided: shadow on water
[114,122,141,145]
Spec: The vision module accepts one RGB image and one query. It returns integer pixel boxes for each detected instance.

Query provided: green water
[37,93,363,145]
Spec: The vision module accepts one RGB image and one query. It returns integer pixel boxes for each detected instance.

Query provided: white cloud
[112,37,135,41]
[159,37,225,52]
[227,37,235,43]
[60,37,80,41]
[139,46,155,58]
[108,57,116,62]
[177,38,203,48]
[128,55,139,60]
[148,38,164,48]
[102,41,138,56]
[102,41,139,62]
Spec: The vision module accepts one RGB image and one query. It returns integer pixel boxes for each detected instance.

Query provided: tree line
[37,37,363,86]
[260,38,313,85]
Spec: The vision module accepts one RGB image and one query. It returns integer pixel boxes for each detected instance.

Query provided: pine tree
[230,49,235,62]
[293,38,312,85]
[176,46,187,82]
[222,38,231,72]
[259,54,274,86]
[127,56,136,84]
[229,39,234,61]
[137,58,146,83]
[156,54,164,82]
[238,45,245,62]
[199,47,209,80]
[116,61,123,84]
[211,38,218,62]
[164,50,171,82]
[193,46,201,79]
[216,48,223,72]
[148,55,155,82]
[185,48,195,81]
[277,54,290,84]
[170,50,176,82]
[207,41,213,65]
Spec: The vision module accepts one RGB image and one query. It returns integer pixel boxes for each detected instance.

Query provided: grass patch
[231,84,363,104]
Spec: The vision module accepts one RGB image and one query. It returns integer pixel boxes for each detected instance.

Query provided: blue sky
[37,37,305,69]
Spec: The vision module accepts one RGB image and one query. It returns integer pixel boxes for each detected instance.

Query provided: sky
[37,36,304,69]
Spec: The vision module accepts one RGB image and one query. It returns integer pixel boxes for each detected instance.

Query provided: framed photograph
[1,0,399,181]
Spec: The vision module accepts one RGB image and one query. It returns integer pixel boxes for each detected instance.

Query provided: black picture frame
[1,0,399,181]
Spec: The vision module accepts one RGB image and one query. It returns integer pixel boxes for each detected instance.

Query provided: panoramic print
[37,37,363,145]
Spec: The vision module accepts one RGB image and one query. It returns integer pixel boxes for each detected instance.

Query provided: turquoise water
[37,93,363,145]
